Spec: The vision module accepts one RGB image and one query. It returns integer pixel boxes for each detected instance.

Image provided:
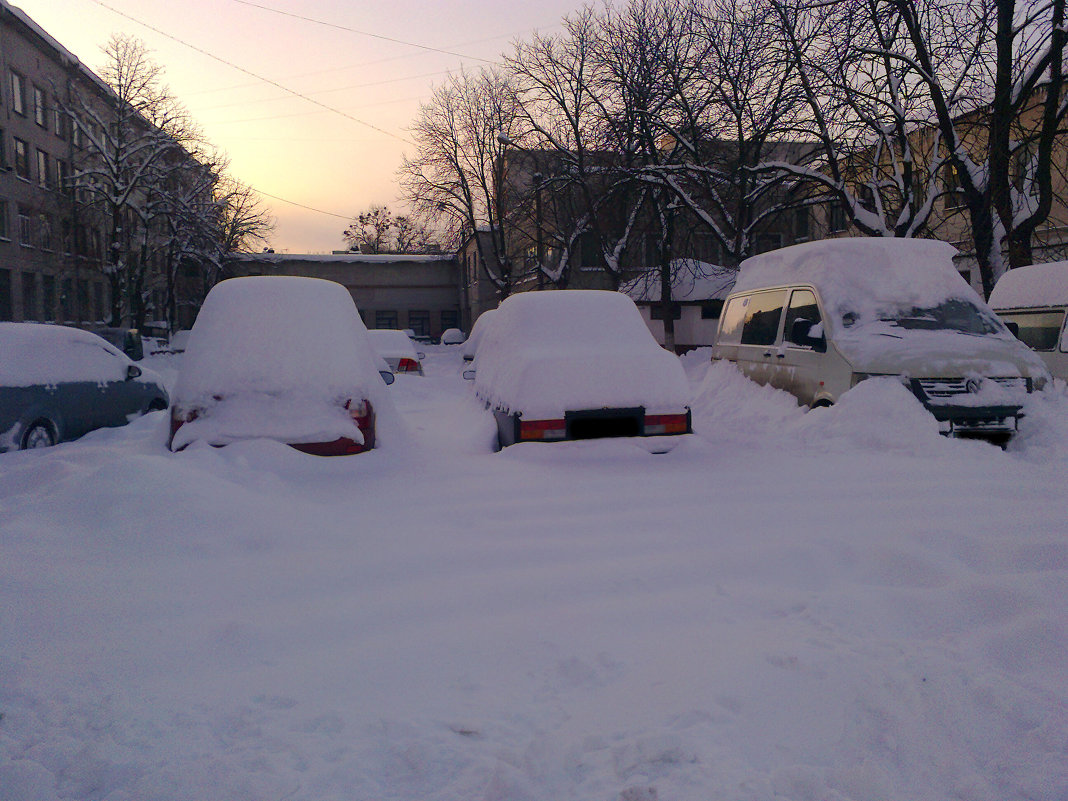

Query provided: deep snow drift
[2,345,1067,801]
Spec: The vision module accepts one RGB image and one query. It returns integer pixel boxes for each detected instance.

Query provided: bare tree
[64,34,202,326]
[399,67,525,297]
[343,204,393,253]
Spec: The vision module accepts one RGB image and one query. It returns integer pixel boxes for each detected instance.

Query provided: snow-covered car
[367,329,425,375]
[0,323,169,452]
[711,238,1049,439]
[461,309,497,362]
[989,260,1068,380]
[168,276,394,456]
[466,290,692,448]
[440,327,466,345]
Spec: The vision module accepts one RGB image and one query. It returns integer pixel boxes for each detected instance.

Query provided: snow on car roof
[0,322,130,386]
[733,238,975,326]
[174,276,384,405]
[461,309,497,359]
[472,290,690,418]
[988,260,1068,309]
[366,329,419,359]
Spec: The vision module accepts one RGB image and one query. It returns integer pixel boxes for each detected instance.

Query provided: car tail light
[168,407,199,450]
[519,418,567,441]
[643,412,690,435]
[345,398,376,450]
[397,357,420,373]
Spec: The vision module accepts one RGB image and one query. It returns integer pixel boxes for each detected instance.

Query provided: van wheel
[811,400,834,409]
[21,421,56,449]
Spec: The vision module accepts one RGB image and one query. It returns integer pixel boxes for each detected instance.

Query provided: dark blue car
[0,323,169,452]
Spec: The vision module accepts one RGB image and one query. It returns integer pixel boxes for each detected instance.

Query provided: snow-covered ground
[2,345,1067,801]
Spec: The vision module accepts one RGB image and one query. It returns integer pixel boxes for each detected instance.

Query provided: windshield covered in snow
[841,299,1005,336]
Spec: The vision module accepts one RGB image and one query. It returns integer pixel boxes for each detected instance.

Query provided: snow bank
[473,290,691,418]
[733,238,976,333]
[989,260,1068,309]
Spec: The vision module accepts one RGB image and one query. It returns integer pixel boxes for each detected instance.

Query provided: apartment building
[0,0,111,324]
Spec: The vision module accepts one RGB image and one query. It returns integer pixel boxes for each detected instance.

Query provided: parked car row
[3,241,1062,457]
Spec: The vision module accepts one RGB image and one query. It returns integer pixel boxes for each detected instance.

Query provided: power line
[252,187,352,220]
[230,0,495,64]
[87,0,414,144]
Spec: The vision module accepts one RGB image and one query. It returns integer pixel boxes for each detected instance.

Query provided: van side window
[784,289,826,352]
[740,290,787,346]
[718,296,749,344]
[999,310,1066,352]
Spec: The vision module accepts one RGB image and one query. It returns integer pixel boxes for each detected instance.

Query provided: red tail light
[346,398,376,450]
[519,418,567,441]
[168,407,199,450]
[644,413,690,435]
[397,357,421,373]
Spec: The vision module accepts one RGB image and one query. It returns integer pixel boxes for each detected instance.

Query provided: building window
[650,302,682,320]
[56,159,70,194]
[828,202,848,233]
[77,279,89,320]
[755,233,782,254]
[17,205,32,246]
[794,208,810,242]
[407,309,430,337]
[10,71,26,116]
[0,128,6,169]
[441,309,460,331]
[0,269,11,321]
[21,272,37,320]
[693,232,721,265]
[375,310,398,329]
[42,275,55,321]
[60,278,72,321]
[53,104,67,139]
[13,138,29,180]
[38,214,54,250]
[33,86,47,128]
[578,231,600,267]
[701,299,724,319]
[93,283,104,322]
[0,199,7,240]
[36,149,51,188]
[943,162,967,209]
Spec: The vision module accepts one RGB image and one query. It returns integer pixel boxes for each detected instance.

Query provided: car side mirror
[126,364,142,380]
[462,368,476,381]
[1005,321,1020,338]
[380,369,396,385]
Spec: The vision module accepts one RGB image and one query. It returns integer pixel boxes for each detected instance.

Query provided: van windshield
[842,299,1004,336]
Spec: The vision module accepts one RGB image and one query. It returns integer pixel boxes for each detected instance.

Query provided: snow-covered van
[711,239,1049,439]
[989,260,1068,380]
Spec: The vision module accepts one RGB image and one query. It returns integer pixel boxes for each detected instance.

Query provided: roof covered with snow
[233,253,454,265]
[988,260,1068,309]
[733,238,974,327]
[623,260,737,303]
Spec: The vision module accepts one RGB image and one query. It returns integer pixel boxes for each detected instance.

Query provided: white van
[711,238,1049,438]
[989,260,1068,380]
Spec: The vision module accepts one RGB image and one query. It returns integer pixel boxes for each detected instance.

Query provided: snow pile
[2,345,1068,801]
[171,276,397,448]
[734,238,975,332]
[473,290,691,418]
[0,323,130,385]
[988,259,1068,309]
